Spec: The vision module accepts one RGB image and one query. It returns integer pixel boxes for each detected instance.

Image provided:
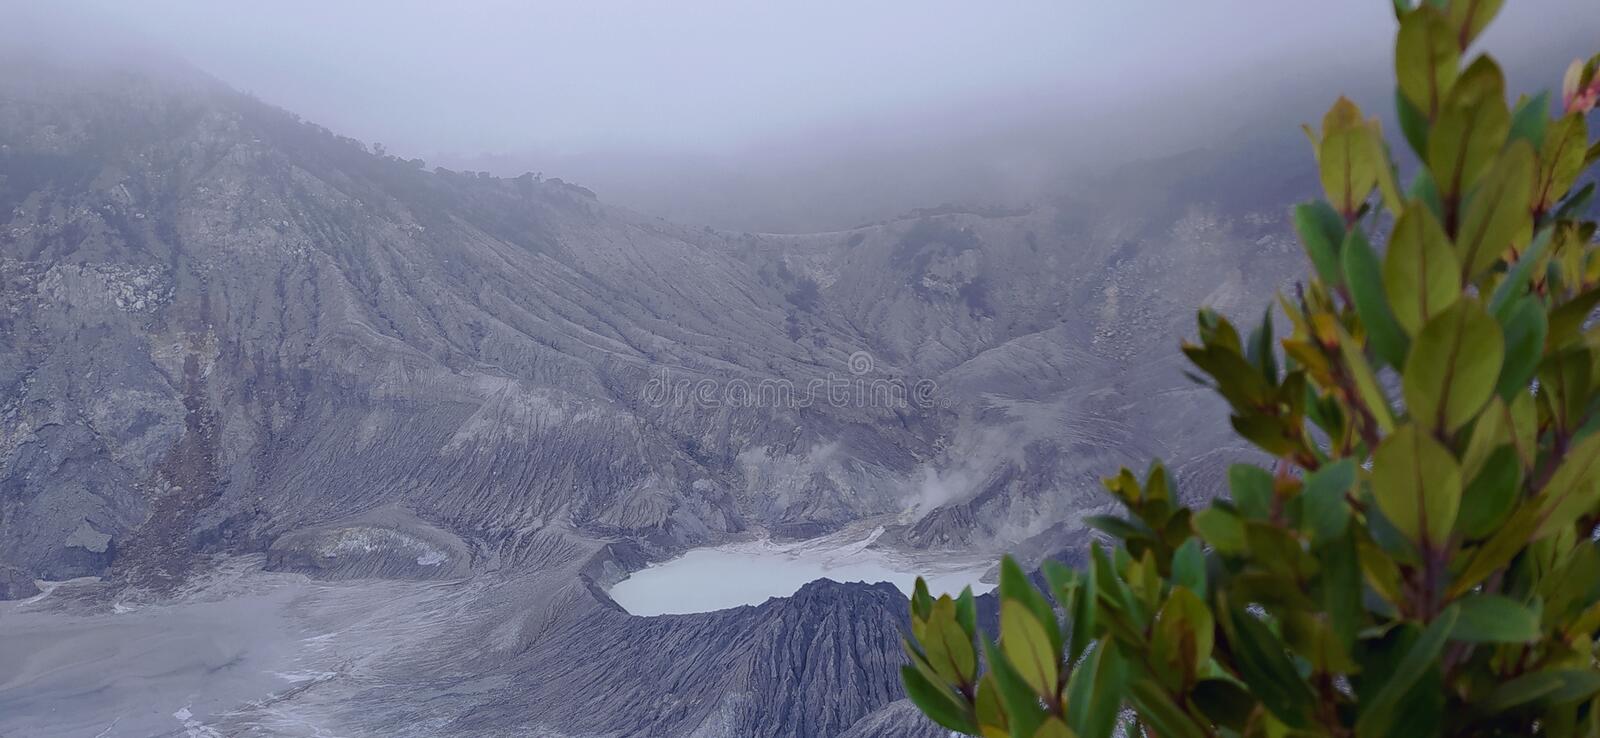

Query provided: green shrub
[902,3,1600,736]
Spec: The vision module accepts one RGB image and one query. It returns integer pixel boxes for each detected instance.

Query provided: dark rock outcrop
[448,579,932,738]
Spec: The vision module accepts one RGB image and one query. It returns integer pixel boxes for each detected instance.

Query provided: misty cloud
[5,0,1595,231]
[9,1,1591,156]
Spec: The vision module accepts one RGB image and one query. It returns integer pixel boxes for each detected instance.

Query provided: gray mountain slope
[0,59,1306,736]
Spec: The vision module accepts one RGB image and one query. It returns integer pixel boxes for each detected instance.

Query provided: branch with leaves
[903,2,1600,736]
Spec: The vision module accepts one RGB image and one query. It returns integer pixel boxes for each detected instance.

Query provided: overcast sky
[12,0,1593,160]
[7,1,1596,231]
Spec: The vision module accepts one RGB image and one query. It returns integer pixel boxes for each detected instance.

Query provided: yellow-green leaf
[1337,323,1397,432]
[1533,431,1600,541]
[1032,717,1076,738]
[924,596,977,684]
[1370,126,1406,215]
[1535,113,1590,215]
[1395,7,1459,117]
[1001,598,1059,699]
[1447,0,1504,50]
[1194,507,1247,555]
[1319,97,1382,219]
[1428,57,1510,203]
[974,675,1009,738]
[1402,299,1504,433]
[1372,423,1463,546]
[1153,586,1215,687]
[1384,202,1461,334]
[1460,395,1509,480]
[1456,141,1534,281]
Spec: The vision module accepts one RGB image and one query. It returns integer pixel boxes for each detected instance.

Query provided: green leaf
[1319,97,1382,219]
[1083,514,1152,543]
[1396,87,1431,157]
[1548,288,1600,350]
[1508,91,1551,149]
[1293,200,1347,286]
[1194,507,1247,555]
[1373,138,1406,215]
[1460,396,1509,480]
[1302,458,1357,543]
[1361,536,1409,605]
[1384,203,1461,335]
[1186,343,1273,410]
[1487,225,1553,316]
[1457,445,1521,539]
[974,674,1009,737]
[1337,323,1398,432]
[1343,228,1409,367]
[1542,670,1600,705]
[1246,522,1315,582]
[1372,423,1463,547]
[1355,605,1459,737]
[1068,560,1098,662]
[1447,0,1504,49]
[1395,6,1458,117]
[1032,717,1074,738]
[1428,56,1510,204]
[1529,110,1593,216]
[1170,537,1206,595]
[1001,598,1059,700]
[1493,296,1546,400]
[1402,299,1505,434]
[1091,543,1143,628]
[912,577,933,621]
[901,665,976,733]
[1480,670,1568,712]
[1152,586,1214,685]
[956,587,978,638]
[923,596,977,684]
[1065,641,1128,738]
[982,638,1049,738]
[1191,678,1257,732]
[1320,529,1364,652]
[1533,431,1600,541]
[1506,380,1538,469]
[934,595,979,681]
[1456,141,1534,281]
[1246,307,1278,382]
[1449,504,1540,597]
[1000,555,1062,654]
[1452,594,1541,643]
[1127,678,1207,738]
[1218,601,1315,727]
[1228,464,1274,519]
[1408,165,1445,219]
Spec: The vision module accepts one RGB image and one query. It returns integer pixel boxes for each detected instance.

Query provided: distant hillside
[1,57,1308,736]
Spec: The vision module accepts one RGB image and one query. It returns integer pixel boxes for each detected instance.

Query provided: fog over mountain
[0,2,1597,737]
[11,0,1595,232]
